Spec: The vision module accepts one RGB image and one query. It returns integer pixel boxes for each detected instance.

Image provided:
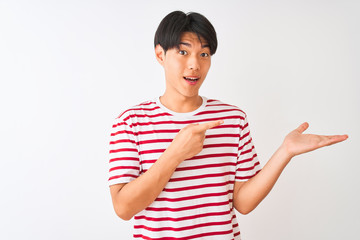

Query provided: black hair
[154,11,217,55]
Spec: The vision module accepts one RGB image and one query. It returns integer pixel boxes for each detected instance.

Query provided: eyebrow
[179,42,210,49]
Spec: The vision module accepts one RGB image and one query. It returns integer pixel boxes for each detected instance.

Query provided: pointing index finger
[196,120,224,132]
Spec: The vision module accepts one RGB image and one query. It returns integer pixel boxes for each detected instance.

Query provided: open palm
[283,122,348,158]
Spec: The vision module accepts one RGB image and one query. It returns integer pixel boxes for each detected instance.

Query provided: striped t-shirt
[108,96,261,240]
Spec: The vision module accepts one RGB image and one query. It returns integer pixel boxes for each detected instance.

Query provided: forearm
[110,119,225,220]
[234,144,292,214]
[112,149,182,220]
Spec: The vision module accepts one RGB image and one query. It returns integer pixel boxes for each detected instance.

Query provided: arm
[233,122,348,215]
[109,120,224,220]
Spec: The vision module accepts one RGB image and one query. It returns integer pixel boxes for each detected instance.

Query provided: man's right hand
[166,120,224,162]
[110,119,224,220]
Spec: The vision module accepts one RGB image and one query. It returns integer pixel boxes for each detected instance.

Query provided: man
[108,11,347,239]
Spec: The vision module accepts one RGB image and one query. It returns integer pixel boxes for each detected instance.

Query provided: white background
[1,0,359,239]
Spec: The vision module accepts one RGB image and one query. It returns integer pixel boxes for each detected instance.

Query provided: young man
[108,11,347,239]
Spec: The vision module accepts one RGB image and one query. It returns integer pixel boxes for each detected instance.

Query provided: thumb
[296,122,309,133]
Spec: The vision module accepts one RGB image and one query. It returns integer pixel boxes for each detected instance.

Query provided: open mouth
[183,76,200,82]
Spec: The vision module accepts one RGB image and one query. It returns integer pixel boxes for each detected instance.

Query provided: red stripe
[135,210,231,222]
[133,230,234,240]
[239,145,255,155]
[169,171,236,182]
[116,102,157,119]
[109,157,139,163]
[239,131,249,141]
[136,101,156,106]
[139,149,165,155]
[116,101,162,115]
[206,103,240,109]
[109,166,139,172]
[237,153,257,163]
[126,112,172,119]
[238,138,252,152]
[203,143,238,148]
[117,102,167,121]
[141,159,157,164]
[134,219,232,232]
[112,121,127,128]
[138,139,172,145]
[116,109,131,119]
[241,121,248,130]
[195,109,243,116]
[190,153,237,160]
[108,174,138,181]
[216,124,241,129]
[176,163,236,172]
[235,169,261,180]
[145,200,231,212]
[109,148,138,154]
[237,161,260,172]
[163,180,234,192]
[155,190,233,202]
[206,102,245,115]
[135,129,180,135]
[205,102,244,113]
[110,139,136,145]
[130,106,160,111]
[111,130,135,136]
[206,133,240,139]
[232,213,241,237]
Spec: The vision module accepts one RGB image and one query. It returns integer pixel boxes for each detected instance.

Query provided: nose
[187,55,200,70]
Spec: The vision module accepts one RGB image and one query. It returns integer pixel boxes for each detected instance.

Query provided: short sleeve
[108,113,140,186]
[236,114,262,181]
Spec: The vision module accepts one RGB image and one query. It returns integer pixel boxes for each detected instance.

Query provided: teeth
[184,77,199,81]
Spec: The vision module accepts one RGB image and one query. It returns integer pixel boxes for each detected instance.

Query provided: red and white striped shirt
[108,96,261,240]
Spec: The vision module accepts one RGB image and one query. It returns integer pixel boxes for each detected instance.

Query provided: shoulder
[113,99,158,124]
[205,97,247,119]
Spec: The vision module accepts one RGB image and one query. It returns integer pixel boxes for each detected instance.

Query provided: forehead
[180,32,208,44]
[178,32,210,50]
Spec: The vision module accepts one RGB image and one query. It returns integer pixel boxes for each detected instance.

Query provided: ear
[155,44,166,66]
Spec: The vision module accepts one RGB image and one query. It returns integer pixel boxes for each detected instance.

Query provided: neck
[159,93,203,113]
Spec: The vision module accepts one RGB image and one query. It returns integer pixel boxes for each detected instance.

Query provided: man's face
[157,32,211,99]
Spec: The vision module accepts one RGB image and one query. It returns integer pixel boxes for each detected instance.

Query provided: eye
[179,50,188,55]
[201,52,210,57]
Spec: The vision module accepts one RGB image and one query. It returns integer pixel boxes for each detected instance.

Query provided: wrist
[277,143,294,163]
[162,148,184,166]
